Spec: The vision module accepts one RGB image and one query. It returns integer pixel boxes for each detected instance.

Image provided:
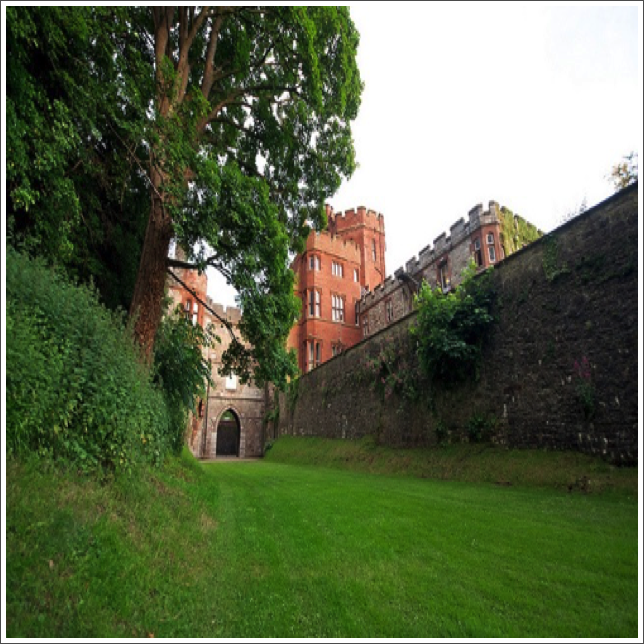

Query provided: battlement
[302,228,362,262]
[327,205,386,234]
[360,272,404,308]
[205,298,242,324]
[360,200,505,308]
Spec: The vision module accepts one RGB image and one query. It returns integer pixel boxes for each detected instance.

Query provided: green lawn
[5,445,638,638]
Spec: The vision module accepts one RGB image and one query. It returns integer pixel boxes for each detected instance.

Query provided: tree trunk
[129,170,174,361]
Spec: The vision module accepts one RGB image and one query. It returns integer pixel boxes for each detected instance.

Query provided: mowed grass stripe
[6,449,637,638]
[200,460,637,638]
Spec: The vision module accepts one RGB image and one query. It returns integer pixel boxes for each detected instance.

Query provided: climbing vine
[412,260,496,386]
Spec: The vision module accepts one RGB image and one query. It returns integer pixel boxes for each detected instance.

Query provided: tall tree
[6,6,363,387]
[127,7,362,382]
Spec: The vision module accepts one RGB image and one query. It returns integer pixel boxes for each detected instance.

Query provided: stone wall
[278,184,638,464]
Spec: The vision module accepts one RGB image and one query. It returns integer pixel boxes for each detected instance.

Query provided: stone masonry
[359,201,541,339]
[277,184,638,465]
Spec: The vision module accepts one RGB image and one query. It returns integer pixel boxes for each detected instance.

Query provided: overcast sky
[209,2,642,306]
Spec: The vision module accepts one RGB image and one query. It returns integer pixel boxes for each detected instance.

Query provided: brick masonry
[277,184,639,465]
[287,205,386,373]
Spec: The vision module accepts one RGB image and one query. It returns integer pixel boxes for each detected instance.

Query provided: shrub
[153,307,215,454]
[412,260,496,386]
[6,248,171,472]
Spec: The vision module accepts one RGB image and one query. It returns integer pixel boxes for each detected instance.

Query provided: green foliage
[498,207,542,258]
[542,235,570,283]
[6,6,363,386]
[609,152,638,192]
[6,249,172,473]
[153,307,216,454]
[285,377,301,412]
[412,260,496,386]
[6,7,152,310]
[467,413,497,444]
[361,335,425,405]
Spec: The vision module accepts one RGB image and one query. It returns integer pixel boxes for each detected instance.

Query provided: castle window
[354,268,359,282]
[488,246,496,263]
[385,299,394,323]
[473,238,483,267]
[315,342,321,366]
[332,295,345,322]
[315,290,321,317]
[309,255,320,271]
[332,261,344,277]
[332,344,343,357]
[307,341,315,372]
[192,302,199,326]
[309,290,315,316]
[439,262,450,292]
[487,233,495,245]
[372,240,377,261]
[355,301,360,326]
[185,299,192,321]
[363,317,369,338]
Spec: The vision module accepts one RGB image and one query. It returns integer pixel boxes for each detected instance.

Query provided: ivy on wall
[499,207,542,258]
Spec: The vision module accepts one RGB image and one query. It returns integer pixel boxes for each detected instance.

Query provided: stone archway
[215,408,241,457]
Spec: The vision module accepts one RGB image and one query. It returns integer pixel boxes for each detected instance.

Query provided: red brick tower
[287,206,386,373]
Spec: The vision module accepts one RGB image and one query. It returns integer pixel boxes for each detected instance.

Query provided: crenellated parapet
[359,200,511,317]
[205,298,243,325]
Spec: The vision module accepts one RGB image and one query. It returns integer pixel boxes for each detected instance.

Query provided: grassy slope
[265,435,638,494]
[5,442,638,638]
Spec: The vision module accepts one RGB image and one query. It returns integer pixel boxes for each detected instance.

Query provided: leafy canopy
[6,6,363,388]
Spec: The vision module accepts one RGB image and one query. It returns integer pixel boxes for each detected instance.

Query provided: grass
[265,435,638,494]
[5,441,639,638]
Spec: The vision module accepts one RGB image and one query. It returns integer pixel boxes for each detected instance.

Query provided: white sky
[209,3,642,306]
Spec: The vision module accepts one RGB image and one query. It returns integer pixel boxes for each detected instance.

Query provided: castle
[167,199,540,458]
[166,252,266,460]
[289,200,541,366]
[359,201,541,338]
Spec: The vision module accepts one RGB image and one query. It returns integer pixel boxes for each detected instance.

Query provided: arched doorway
[216,409,241,457]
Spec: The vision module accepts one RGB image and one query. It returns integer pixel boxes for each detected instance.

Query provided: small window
[315,342,321,366]
[473,238,483,267]
[307,341,315,372]
[309,290,315,316]
[315,290,321,317]
[439,262,450,291]
[372,240,377,261]
[355,301,360,327]
[192,302,198,325]
[487,233,494,245]
[332,295,345,321]
[332,261,343,277]
[385,299,394,323]
[185,299,192,321]
[363,317,369,337]
[309,255,320,271]
[225,373,237,390]
[488,246,496,263]
[353,268,359,282]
